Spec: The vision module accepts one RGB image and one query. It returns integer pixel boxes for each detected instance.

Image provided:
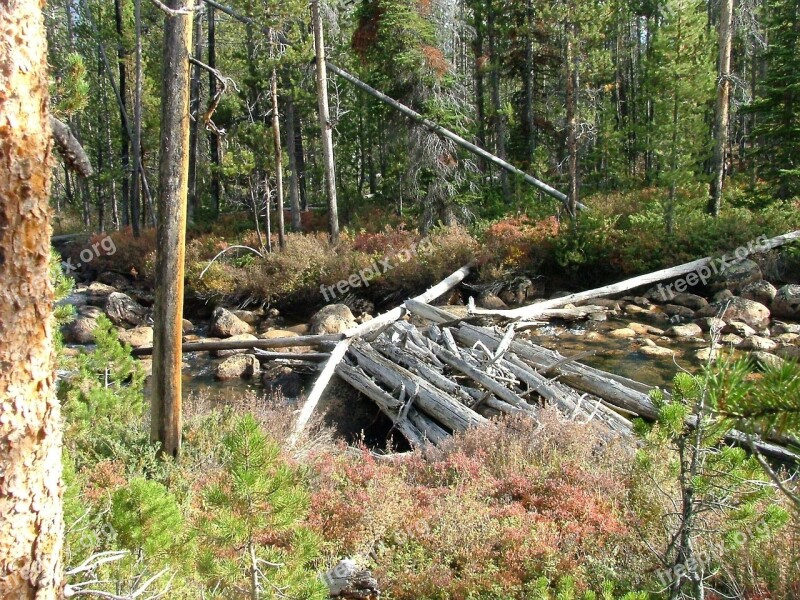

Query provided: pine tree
[196,415,327,600]
[749,0,800,199]
[635,365,788,599]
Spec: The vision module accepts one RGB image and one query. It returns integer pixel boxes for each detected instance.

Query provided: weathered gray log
[131,333,342,356]
[253,351,330,362]
[454,323,661,419]
[431,346,535,414]
[335,363,426,448]
[288,265,473,446]
[468,230,800,320]
[350,341,487,433]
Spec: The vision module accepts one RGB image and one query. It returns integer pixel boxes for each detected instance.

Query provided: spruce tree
[749,0,800,199]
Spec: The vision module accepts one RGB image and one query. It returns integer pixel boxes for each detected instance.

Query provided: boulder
[712,289,734,302]
[741,280,778,306]
[740,336,778,352]
[215,354,260,380]
[777,345,800,360]
[697,297,770,329]
[213,333,259,357]
[771,284,800,320]
[669,293,708,311]
[260,329,300,339]
[639,345,675,357]
[665,323,703,338]
[752,351,785,371]
[719,333,743,346]
[310,304,357,335]
[775,333,799,345]
[78,305,103,319]
[695,347,719,361]
[696,317,726,333]
[209,307,254,338]
[62,316,98,345]
[182,318,195,334]
[232,309,262,326]
[285,323,310,335]
[118,326,154,348]
[722,321,757,338]
[609,328,637,339]
[662,304,696,319]
[710,259,762,293]
[477,294,508,310]
[105,292,151,328]
[262,365,303,398]
[628,322,664,336]
[773,321,800,335]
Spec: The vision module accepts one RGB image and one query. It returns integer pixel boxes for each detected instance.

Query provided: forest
[1,0,800,598]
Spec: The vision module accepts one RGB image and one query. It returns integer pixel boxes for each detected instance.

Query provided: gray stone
[719,333,743,346]
[117,326,154,348]
[697,297,770,329]
[609,328,637,339]
[712,289,734,302]
[209,307,254,338]
[771,284,800,319]
[639,345,675,357]
[740,336,778,352]
[310,304,357,335]
[696,317,726,333]
[215,353,260,380]
[775,333,799,345]
[741,280,778,306]
[722,321,757,338]
[477,294,508,310]
[62,316,98,345]
[669,293,708,311]
[663,304,696,319]
[665,323,703,338]
[710,259,762,293]
[105,292,151,327]
[752,351,785,371]
[773,321,800,335]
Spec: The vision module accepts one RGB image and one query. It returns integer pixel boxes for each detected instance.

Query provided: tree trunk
[207,2,222,215]
[708,0,733,216]
[271,69,286,249]
[311,0,339,245]
[487,0,510,201]
[131,0,144,234]
[566,20,580,218]
[152,1,193,457]
[114,0,133,231]
[284,84,302,231]
[473,1,486,172]
[0,3,63,596]
[188,8,203,220]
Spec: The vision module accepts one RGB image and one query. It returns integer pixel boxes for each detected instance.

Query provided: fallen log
[468,229,800,320]
[288,264,472,446]
[349,341,487,433]
[131,333,342,356]
[253,350,330,362]
[335,362,427,448]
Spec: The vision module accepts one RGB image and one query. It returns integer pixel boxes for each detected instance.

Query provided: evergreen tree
[749,0,800,199]
[196,415,327,599]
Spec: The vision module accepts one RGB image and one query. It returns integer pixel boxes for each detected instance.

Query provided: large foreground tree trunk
[708,0,733,216]
[152,1,193,457]
[0,2,63,596]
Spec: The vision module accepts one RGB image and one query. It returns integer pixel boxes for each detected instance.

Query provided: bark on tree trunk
[207,2,222,215]
[311,0,339,245]
[0,3,63,595]
[114,0,133,232]
[188,4,203,220]
[565,20,580,218]
[131,0,144,234]
[284,84,302,231]
[487,0,510,201]
[152,1,193,457]
[271,68,286,249]
[708,0,733,216]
